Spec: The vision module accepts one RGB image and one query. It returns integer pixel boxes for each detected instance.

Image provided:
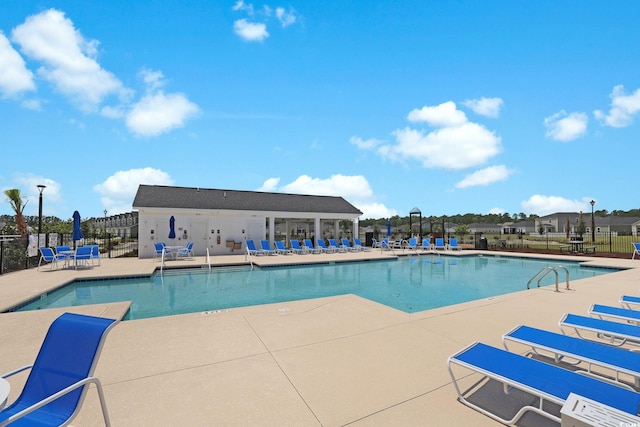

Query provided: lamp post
[103,209,107,237]
[37,185,46,237]
[590,200,596,243]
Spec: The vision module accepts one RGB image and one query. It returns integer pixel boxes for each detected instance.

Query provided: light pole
[590,200,596,243]
[37,185,46,237]
[103,209,107,237]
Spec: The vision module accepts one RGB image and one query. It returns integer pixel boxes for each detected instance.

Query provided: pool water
[17,256,616,320]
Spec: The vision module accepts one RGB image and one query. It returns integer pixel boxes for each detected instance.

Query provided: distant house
[535,212,640,236]
[502,221,536,235]
[94,212,138,239]
[132,185,362,258]
[466,223,502,235]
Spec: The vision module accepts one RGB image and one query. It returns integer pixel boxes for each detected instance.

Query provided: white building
[133,185,363,258]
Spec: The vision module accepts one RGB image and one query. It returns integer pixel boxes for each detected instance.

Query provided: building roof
[132,185,363,216]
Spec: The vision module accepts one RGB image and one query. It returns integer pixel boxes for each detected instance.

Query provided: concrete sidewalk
[1,251,639,426]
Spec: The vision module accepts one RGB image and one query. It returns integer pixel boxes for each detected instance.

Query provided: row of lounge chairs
[246,238,370,256]
[448,294,640,424]
[38,245,100,270]
[372,237,463,251]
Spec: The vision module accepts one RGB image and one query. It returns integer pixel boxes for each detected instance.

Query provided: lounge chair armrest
[0,376,110,427]
[1,364,33,379]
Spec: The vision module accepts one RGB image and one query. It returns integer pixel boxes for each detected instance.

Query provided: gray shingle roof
[132,185,363,215]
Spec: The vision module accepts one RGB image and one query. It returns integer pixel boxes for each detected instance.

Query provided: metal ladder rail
[244,244,254,269]
[527,266,570,292]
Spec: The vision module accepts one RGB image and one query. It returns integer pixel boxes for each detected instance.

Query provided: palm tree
[4,188,28,236]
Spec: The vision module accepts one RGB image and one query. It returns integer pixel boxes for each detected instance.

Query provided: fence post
[0,240,4,275]
[609,231,613,253]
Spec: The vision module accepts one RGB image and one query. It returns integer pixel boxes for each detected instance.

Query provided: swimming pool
[17,255,616,320]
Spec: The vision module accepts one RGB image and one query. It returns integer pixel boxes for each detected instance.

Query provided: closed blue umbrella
[72,210,84,241]
[168,216,176,239]
[386,220,391,237]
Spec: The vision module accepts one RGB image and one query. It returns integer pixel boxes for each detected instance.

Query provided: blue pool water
[16,255,617,320]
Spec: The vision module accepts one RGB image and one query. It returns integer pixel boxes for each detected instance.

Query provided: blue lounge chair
[328,238,346,253]
[448,237,462,250]
[316,238,334,253]
[371,238,381,248]
[289,239,308,254]
[245,239,265,256]
[590,304,640,325]
[353,238,369,251]
[55,245,71,254]
[633,242,640,260]
[37,247,67,271]
[154,242,166,259]
[90,244,101,266]
[341,238,358,252]
[176,242,194,259]
[303,238,322,254]
[380,238,390,250]
[434,238,446,250]
[559,313,640,346]
[74,246,93,269]
[0,312,118,426]
[404,237,418,252]
[260,239,278,255]
[448,341,640,425]
[621,295,640,310]
[420,238,432,251]
[503,324,640,389]
[274,240,293,255]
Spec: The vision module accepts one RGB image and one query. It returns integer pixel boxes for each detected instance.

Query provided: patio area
[1,251,639,426]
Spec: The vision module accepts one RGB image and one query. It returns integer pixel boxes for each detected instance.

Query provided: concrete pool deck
[1,250,640,426]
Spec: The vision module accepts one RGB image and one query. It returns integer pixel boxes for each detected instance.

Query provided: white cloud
[233,19,269,42]
[126,91,200,137]
[594,85,640,128]
[139,68,165,92]
[276,7,296,27]
[407,101,468,127]
[0,31,35,97]
[257,174,396,219]
[462,97,503,118]
[521,195,588,216]
[94,167,174,214]
[256,177,280,192]
[350,136,382,150]
[455,165,513,189]
[21,98,41,111]
[383,123,501,170]
[124,69,199,137]
[11,9,126,111]
[10,174,63,216]
[544,110,588,142]
[232,0,254,15]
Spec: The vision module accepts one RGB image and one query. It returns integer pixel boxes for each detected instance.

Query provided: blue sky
[1,1,639,221]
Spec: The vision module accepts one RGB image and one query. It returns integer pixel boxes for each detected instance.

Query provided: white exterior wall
[137,207,360,259]
[137,208,266,258]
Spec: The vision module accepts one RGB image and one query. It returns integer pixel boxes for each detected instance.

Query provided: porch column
[315,217,321,243]
[268,216,275,245]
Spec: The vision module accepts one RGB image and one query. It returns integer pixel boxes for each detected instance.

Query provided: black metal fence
[0,233,139,275]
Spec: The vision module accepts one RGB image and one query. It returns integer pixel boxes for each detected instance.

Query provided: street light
[37,184,46,237]
[590,200,596,243]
